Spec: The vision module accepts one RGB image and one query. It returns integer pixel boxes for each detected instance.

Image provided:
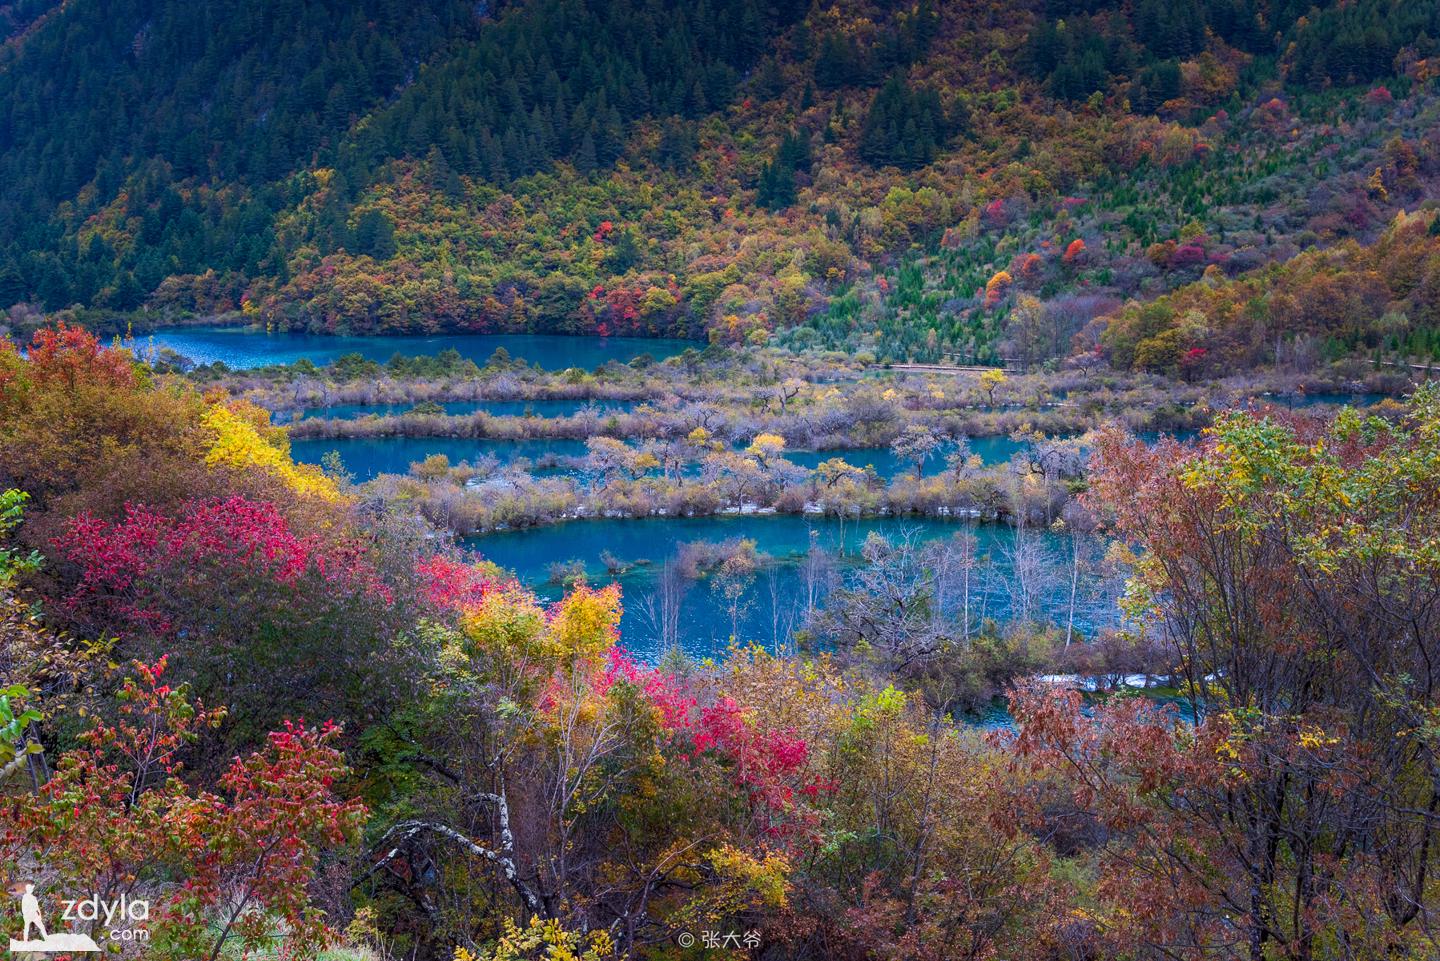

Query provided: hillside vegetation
[2,0,1440,373]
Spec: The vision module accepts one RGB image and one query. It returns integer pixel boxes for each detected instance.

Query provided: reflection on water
[140,326,697,370]
[467,514,1116,661]
[291,436,591,476]
[291,434,1032,481]
[782,437,1028,476]
[288,398,642,420]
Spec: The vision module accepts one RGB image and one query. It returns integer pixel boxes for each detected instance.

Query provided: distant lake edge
[138,325,703,371]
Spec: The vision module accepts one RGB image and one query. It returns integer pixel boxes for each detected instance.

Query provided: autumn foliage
[1102,210,1440,373]
[1,657,364,959]
[53,495,391,635]
[23,322,137,390]
[1008,390,1440,959]
[5,319,1440,959]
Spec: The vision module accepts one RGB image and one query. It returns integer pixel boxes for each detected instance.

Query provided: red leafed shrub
[602,648,696,730]
[0,657,365,960]
[691,696,823,825]
[982,197,1009,229]
[54,495,391,634]
[1169,241,1207,268]
[25,322,136,390]
[417,555,494,611]
[1011,252,1043,284]
[1062,238,1086,264]
[602,649,827,831]
[597,286,644,331]
[49,496,405,740]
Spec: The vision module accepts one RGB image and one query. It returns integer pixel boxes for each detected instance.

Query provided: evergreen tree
[756,130,810,210]
[110,271,146,310]
[425,146,465,201]
[757,161,797,210]
[814,33,869,89]
[604,229,642,273]
[0,261,26,308]
[655,118,696,172]
[353,209,397,260]
[858,77,952,170]
[575,132,599,175]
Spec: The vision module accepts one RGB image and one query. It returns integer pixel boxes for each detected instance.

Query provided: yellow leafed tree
[201,400,339,501]
[453,915,614,961]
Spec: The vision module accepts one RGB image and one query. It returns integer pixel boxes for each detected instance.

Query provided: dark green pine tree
[426,146,465,201]
[605,229,642,274]
[754,58,785,99]
[858,77,951,169]
[776,131,813,174]
[596,108,626,166]
[656,118,696,172]
[575,131,599,175]
[757,161,797,210]
[36,258,73,310]
[756,128,813,210]
[814,33,868,89]
[110,271,146,310]
[0,261,27,308]
[353,209,397,260]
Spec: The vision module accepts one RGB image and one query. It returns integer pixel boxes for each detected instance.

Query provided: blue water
[969,692,1201,732]
[291,436,591,476]
[293,434,1032,481]
[1136,428,1200,444]
[782,437,1027,476]
[138,327,697,371]
[1264,392,1388,408]
[467,515,1103,660]
[287,398,642,421]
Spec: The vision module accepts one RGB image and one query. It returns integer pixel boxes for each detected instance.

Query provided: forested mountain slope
[2,0,1440,372]
[0,0,58,44]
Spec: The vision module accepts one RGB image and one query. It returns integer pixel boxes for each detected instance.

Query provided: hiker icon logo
[8,882,148,953]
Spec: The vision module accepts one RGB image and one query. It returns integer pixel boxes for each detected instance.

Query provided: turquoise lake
[143,327,1265,662]
[782,437,1028,476]
[140,327,698,370]
[1270,392,1389,408]
[286,398,643,420]
[466,514,1110,660]
[292,434,1036,481]
[291,436,592,475]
